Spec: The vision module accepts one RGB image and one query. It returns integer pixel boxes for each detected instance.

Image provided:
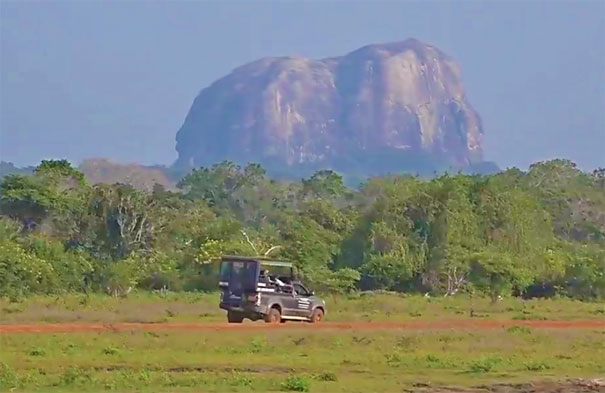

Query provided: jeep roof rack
[220,255,293,268]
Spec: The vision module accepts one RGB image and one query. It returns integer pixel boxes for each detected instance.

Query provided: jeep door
[219,260,259,309]
[278,287,299,317]
[292,283,313,317]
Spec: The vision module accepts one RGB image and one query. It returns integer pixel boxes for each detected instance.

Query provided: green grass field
[1,293,604,392]
[2,327,604,392]
[1,292,604,324]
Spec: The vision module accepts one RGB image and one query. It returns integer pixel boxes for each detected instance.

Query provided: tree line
[0,159,603,301]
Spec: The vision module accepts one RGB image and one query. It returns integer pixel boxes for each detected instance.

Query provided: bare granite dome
[175,39,486,176]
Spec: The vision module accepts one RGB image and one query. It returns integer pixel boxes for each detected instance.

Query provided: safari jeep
[218,255,326,323]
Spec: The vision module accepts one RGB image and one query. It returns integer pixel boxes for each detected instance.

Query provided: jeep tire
[264,307,281,324]
[227,310,244,323]
[310,308,324,323]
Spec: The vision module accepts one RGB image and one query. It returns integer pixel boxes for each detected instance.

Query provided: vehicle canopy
[219,255,294,294]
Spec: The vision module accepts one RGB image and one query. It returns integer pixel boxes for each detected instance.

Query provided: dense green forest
[0,159,603,301]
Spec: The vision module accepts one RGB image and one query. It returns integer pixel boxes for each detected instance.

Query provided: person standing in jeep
[218,256,326,323]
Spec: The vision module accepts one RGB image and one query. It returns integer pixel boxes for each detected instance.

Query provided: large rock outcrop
[175,39,490,177]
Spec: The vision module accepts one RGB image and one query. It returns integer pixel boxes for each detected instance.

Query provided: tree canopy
[0,159,603,300]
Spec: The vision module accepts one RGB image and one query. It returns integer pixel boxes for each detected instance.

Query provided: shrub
[102,346,120,355]
[524,361,552,371]
[228,372,252,387]
[0,217,21,241]
[0,240,59,298]
[248,337,268,353]
[102,256,144,296]
[468,356,502,373]
[425,354,452,368]
[27,238,94,292]
[385,353,404,366]
[59,367,92,386]
[28,347,46,357]
[281,375,310,392]
[0,362,18,390]
[313,372,337,382]
[507,325,532,334]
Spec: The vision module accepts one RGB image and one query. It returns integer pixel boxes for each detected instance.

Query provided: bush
[0,362,18,390]
[564,247,605,299]
[0,217,21,241]
[59,367,93,386]
[281,375,310,392]
[28,347,46,357]
[227,372,252,387]
[28,238,94,291]
[102,347,120,355]
[524,361,552,371]
[139,271,183,292]
[101,256,146,296]
[425,354,453,368]
[0,240,59,298]
[506,325,532,334]
[302,266,361,294]
[468,356,502,373]
[385,352,404,366]
[325,268,361,293]
[313,372,337,382]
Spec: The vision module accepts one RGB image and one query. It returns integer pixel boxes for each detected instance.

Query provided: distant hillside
[79,158,176,192]
[0,161,34,178]
[175,38,498,178]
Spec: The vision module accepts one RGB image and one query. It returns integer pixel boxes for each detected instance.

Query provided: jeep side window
[294,283,309,297]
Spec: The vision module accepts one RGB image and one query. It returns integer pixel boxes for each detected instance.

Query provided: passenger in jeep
[260,269,291,292]
[259,269,271,285]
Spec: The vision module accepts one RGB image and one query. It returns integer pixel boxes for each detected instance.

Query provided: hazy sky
[1,1,604,170]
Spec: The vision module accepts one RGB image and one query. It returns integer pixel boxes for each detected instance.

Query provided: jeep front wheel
[227,310,244,323]
[264,307,281,324]
[310,308,324,323]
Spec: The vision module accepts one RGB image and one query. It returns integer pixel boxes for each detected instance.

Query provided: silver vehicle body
[218,256,326,322]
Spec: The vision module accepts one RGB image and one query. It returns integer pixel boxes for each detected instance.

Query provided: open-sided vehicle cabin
[218,255,326,323]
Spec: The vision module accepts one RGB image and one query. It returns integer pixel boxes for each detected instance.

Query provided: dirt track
[1,319,603,334]
[409,379,605,393]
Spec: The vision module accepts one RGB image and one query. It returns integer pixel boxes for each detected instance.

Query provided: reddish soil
[0,319,603,334]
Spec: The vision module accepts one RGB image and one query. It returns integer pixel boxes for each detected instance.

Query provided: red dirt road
[0,319,603,334]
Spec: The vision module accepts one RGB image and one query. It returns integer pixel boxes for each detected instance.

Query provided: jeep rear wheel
[227,310,244,323]
[264,307,281,324]
[310,308,324,323]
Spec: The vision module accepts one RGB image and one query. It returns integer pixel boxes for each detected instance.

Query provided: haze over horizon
[1,1,604,171]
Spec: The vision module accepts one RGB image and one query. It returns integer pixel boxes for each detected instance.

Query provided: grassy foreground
[1,293,604,392]
[1,326,604,392]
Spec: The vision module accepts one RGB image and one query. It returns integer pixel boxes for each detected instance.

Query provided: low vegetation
[0,292,603,325]
[1,323,603,392]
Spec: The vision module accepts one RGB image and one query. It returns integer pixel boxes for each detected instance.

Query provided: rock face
[175,39,487,177]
